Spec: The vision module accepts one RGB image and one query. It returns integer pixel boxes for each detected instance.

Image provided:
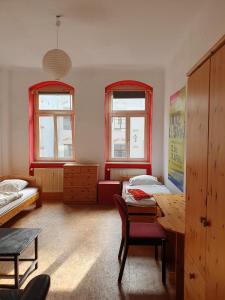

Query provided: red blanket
[128,189,153,201]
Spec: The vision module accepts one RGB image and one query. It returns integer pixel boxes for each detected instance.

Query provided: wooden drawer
[64,167,81,174]
[64,167,97,175]
[80,167,97,174]
[184,256,205,300]
[64,172,80,178]
[64,175,97,187]
[64,187,96,203]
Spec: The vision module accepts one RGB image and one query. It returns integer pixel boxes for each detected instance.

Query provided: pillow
[129,175,162,186]
[0,179,28,192]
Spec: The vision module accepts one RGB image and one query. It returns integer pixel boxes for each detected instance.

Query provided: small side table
[98,181,121,205]
[0,228,41,289]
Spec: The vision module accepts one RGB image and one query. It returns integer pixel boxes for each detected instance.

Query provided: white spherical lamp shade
[42,48,72,80]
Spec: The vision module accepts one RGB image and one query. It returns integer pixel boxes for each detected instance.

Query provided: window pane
[57,116,73,159]
[130,117,145,158]
[39,94,72,110]
[112,98,145,111]
[39,116,54,158]
[111,117,126,158]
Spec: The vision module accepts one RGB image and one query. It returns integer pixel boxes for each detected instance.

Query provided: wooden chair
[114,194,167,284]
[0,274,50,300]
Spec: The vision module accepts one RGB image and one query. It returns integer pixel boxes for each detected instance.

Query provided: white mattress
[0,187,38,217]
[122,181,171,207]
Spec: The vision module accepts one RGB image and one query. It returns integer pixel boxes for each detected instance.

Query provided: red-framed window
[29,81,75,169]
[105,80,153,163]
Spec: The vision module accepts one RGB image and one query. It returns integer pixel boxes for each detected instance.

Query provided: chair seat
[130,222,166,239]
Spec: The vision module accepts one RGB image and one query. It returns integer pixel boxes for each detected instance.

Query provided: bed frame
[0,175,42,226]
[122,178,165,222]
[127,205,158,222]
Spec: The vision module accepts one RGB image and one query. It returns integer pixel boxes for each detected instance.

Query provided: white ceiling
[0,0,206,68]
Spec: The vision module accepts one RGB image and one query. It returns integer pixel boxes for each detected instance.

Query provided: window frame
[29,81,75,164]
[105,80,153,162]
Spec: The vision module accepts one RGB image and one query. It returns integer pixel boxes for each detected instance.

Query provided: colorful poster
[168,87,186,191]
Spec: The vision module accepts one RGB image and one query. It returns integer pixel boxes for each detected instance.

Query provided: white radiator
[110,168,146,180]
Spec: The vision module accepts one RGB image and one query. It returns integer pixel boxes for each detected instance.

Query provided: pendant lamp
[42,15,72,80]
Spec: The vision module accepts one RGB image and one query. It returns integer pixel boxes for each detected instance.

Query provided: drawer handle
[189,272,195,279]
[200,216,205,223]
[200,217,210,227]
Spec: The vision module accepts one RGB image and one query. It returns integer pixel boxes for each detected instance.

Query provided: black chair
[114,194,167,284]
[0,274,50,300]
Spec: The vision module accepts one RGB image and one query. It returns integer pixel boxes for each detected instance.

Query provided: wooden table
[154,194,185,300]
[0,228,41,288]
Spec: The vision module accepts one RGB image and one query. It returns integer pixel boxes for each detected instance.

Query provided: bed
[122,175,171,222]
[0,176,42,226]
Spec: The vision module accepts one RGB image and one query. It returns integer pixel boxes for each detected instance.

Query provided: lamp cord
[56,15,61,49]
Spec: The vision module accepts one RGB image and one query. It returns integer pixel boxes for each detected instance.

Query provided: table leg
[14,256,19,289]
[35,237,38,269]
[175,233,184,300]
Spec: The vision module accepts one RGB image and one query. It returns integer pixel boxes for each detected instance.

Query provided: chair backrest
[21,274,50,300]
[113,194,128,236]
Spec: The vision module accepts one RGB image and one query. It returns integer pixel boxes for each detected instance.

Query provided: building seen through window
[29,81,75,163]
[105,81,152,162]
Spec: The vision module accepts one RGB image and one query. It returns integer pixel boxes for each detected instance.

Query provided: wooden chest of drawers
[63,163,99,204]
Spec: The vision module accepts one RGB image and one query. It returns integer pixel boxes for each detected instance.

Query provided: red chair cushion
[130,222,166,239]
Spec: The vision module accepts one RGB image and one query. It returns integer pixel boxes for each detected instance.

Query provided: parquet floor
[1,201,175,300]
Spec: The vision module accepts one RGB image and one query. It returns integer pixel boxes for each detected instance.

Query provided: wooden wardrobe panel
[185,256,205,300]
[206,44,225,300]
[185,60,210,282]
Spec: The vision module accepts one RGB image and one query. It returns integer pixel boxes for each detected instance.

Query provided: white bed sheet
[0,187,38,217]
[122,181,170,207]
[0,192,23,208]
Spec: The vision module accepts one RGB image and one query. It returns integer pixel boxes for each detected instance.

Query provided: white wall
[0,65,165,179]
[0,69,11,175]
[1,0,224,186]
[163,0,225,192]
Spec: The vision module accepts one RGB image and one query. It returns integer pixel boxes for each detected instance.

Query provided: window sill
[105,161,150,164]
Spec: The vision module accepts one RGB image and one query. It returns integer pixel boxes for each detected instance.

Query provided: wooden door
[185,256,205,300]
[206,43,225,300]
[185,59,210,299]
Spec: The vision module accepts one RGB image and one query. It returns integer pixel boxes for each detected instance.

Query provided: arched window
[29,81,75,167]
[105,80,152,162]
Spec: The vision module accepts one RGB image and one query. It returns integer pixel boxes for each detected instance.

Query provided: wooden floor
[1,201,175,300]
